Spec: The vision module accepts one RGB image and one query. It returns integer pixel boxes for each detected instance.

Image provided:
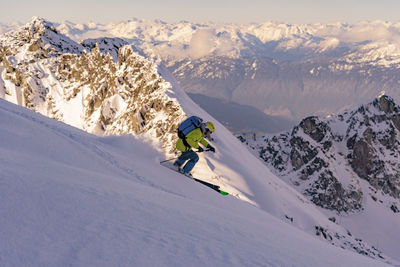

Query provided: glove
[207,144,215,153]
[197,146,204,152]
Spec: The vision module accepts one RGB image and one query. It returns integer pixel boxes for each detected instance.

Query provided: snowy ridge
[0,17,186,154]
[0,17,83,61]
[239,94,400,261]
[0,18,399,264]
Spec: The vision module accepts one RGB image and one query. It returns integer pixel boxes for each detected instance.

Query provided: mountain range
[4,18,400,125]
[51,18,400,122]
[0,17,399,265]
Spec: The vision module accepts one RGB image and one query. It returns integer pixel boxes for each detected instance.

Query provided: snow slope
[0,98,394,266]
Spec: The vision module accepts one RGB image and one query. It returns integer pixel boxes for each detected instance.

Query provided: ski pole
[160,149,211,163]
[160,157,179,164]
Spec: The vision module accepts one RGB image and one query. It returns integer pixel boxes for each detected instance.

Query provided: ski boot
[183,172,194,180]
[173,162,182,172]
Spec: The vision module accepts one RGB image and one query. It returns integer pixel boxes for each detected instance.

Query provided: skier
[174,118,216,177]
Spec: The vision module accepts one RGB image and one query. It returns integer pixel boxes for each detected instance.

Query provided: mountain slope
[240,94,400,261]
[167,55,400,121]
[187,93,296,134]
[0,98,395,267]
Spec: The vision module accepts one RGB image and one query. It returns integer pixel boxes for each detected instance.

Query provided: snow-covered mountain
[168,55,400,121]
[47,18,400,122]
[1,98,394,267]
[4,18,400,123]
[239,94,400,261]
[1,17,399,264]
[0,17,185,154]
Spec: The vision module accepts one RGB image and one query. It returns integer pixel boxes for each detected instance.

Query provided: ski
[161,163,228,195]
[193,178,229,195]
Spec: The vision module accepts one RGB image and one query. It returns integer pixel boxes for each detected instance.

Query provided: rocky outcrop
[240,94,400,213]
[299,116,328,142]
[0,18,186,154]
[81,37,129,62]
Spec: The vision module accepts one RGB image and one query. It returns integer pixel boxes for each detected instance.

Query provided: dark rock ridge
[81,37,129,62]
[240,94,400,213]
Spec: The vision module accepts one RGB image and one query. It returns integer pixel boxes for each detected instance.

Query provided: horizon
[2,15,400,27]
[1,0,400,25]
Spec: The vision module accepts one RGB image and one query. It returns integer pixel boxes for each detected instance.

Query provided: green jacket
[176,128,209,152]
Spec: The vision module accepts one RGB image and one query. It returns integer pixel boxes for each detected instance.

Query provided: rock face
[0,17,185,154]
[240,95,400,213]
[81,37,129,62]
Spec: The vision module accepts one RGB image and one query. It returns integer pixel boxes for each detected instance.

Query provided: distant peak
[27,16,53,27]
[377,90,386,99]
[375,94,396,114]
[29,16,43,22]
[1,16,83,57]
[22,16,58,37]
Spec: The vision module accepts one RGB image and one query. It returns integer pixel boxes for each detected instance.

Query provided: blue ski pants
[174,150,199,174]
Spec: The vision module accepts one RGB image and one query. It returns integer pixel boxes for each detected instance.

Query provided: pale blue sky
[1,0,400,24]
